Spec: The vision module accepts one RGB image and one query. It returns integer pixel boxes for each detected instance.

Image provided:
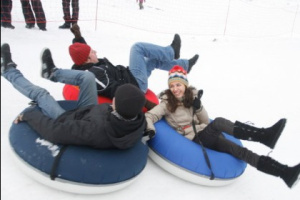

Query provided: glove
[193,90,203,110]
[143,129,155,140]
[144,99,157,111]
[70,23,82,39]
[14,113,24,124]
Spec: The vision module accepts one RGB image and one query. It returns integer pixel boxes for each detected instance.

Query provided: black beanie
[115,84,146,119]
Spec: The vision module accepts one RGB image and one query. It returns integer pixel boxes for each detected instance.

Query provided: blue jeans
[129,42,189,93]
[2,67,97,119]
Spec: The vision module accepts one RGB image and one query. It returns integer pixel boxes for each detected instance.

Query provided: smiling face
[169,81,186,99]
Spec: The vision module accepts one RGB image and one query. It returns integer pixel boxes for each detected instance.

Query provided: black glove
[193,97,201,110]
[144,99,157,111]
[143,130,155,140]
[193,90,203,110]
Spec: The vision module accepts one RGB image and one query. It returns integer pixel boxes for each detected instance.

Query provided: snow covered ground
[1,0,300,199]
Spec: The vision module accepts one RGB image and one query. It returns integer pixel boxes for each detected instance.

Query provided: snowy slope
[1,1,300,199]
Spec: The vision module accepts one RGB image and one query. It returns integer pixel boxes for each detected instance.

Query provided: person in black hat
[1,43,146,149]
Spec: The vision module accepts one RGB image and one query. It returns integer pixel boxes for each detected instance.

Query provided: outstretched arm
[145,101,167,133]
[70,24,87,44]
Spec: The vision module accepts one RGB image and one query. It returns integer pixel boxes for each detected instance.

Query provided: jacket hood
[106,112,146,149]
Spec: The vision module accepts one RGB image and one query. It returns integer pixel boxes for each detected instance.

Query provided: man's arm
[71,24,87,44]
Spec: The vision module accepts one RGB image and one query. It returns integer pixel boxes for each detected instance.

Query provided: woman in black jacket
[1,43,146,149]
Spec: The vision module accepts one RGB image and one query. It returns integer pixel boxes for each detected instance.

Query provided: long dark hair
[160,86,195,113]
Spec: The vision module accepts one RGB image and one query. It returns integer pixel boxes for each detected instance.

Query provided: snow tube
[147,118,247,186]
[9,101,149,194]
[63,84,159,112]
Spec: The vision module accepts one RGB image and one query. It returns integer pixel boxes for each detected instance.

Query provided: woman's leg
[210,117,286,149]
[193,119,259,167]
[193,123,300,188]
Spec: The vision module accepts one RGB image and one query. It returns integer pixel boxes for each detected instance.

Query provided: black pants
[193,117,260,167]
[1,0,12,25]
[21,0,46,28]
[62,0,79,23]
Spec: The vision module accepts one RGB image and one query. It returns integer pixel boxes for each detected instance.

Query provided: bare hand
[14,114,24,124]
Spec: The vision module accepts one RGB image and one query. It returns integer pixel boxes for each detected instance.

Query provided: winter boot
[188,54,199,73]
[41,48,57,79]
[25,24,35,29]
[171,34,181,59]
[59,22,71,29]
[1,22,15,29]
[233,118,286,149]
[257,156,300,188]
[1,43,17,74]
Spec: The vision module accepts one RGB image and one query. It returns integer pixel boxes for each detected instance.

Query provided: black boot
[41,48,57,79]
[59,22,71,29]
[25,24,35,29]
[171,34,181,59]
[1,22,15,29]
[257,156,300,188]
[1,43,17,74]
[187,54,199,73]
[233,119,286,149]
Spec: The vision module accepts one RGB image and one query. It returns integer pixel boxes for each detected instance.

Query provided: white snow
[1,0,300,199]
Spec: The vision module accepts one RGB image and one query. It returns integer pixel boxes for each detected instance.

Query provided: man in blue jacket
[1,43,146,149]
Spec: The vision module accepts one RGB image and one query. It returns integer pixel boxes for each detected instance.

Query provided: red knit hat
[168,65,189,87]
[69,43,91,65]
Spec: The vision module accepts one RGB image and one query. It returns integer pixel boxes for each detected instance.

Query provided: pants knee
[30,87,50,100]
[81,71,95,84]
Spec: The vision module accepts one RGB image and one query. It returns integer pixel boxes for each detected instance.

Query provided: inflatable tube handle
[192,90,215,180]
[50,145,68,180]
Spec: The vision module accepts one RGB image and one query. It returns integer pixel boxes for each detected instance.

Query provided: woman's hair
[160,86,195,113]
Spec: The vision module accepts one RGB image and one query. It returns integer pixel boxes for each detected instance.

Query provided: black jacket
[22,104,146,149]
[72,37,139,99]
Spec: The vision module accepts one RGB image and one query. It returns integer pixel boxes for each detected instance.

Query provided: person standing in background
[137,0,145,10]
[20,0,47,31]
[1,0,15,29]
[59,0,79,29]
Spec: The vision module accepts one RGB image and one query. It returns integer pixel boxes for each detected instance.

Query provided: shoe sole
[40,48,50,78]
[288,165,300,189]
[268,118,287,149]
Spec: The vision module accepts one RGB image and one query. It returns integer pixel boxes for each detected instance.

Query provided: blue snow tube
[9,101,149,194]
[147,118,247,186]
